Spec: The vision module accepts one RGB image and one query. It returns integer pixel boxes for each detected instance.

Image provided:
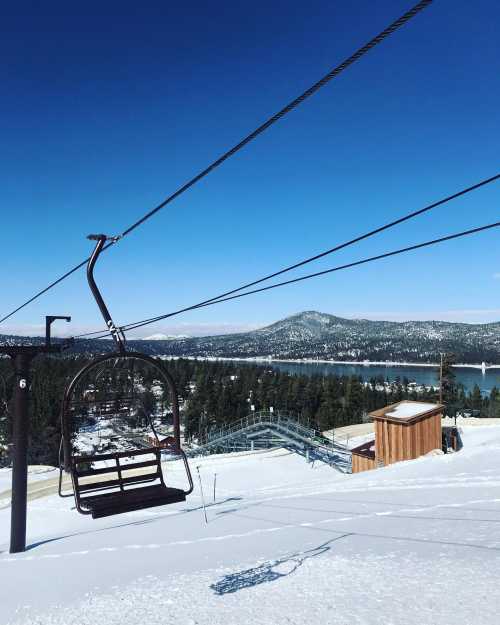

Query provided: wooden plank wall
[352,453,376,473]
[375,413,442,466]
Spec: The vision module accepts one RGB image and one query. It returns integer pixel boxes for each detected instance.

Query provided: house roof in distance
[369,400,444,425]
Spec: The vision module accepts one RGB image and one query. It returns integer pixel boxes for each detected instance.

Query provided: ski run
[1,425,500,625]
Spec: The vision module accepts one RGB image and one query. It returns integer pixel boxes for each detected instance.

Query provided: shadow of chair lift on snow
[22,496,244,552]
[210,534,351,595]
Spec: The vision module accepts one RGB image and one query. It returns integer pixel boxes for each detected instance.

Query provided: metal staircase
[186,410,352,472]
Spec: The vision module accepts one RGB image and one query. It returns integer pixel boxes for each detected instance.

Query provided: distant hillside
[2,311,499,363]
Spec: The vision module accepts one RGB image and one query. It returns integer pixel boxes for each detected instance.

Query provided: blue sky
[1,0,499,338]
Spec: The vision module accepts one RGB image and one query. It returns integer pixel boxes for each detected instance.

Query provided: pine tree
[439,353,457,413]
[470,384,483,414]
[488,387,500,418]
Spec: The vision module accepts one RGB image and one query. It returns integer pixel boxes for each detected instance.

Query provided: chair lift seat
[70,447,187,519]
[82,484,186,519]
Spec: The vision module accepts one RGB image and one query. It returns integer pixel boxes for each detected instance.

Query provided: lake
[234,360,500,394]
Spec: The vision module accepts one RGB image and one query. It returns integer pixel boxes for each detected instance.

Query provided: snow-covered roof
[350,438,375,458]
[370,400,443,423]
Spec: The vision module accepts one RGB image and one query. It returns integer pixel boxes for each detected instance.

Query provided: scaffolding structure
[187,410,351,472]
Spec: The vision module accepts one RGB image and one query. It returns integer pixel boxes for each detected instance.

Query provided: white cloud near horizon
[0,321,266,339]
[2,309,499,339]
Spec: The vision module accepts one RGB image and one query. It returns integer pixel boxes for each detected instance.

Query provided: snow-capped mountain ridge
[142,333,191,340]
[2,311,498,363]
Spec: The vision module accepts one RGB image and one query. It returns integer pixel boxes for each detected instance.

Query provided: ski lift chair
[59,234,193,518]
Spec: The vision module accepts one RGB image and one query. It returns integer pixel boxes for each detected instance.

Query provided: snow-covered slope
[1,428,500,624]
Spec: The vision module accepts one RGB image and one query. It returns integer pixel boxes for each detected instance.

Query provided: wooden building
[351,439,376,473]
[352,401,443,473]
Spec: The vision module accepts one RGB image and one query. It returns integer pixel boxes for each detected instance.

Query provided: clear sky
[1,0,499,338]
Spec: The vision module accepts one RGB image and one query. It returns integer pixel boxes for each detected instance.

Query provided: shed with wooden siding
[351,401,444,473]
[370,400,443,467]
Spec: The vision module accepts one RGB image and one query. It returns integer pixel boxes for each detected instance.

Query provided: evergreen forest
[1,356,499,468]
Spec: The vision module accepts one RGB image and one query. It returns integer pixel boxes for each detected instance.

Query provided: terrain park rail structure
[188,410,352,472]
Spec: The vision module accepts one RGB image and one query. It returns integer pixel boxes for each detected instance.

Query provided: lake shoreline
[161,355,499,370]
[160,354,499,392]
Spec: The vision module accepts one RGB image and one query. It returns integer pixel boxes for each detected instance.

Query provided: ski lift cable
[123,220,500,332]
[82,219,500,338]
[0,0,433,325]
[72,172,499,338]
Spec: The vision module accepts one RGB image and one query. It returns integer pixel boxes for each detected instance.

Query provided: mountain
[2,311,499,363]
[142,333,190,340]
[139,311,500,363]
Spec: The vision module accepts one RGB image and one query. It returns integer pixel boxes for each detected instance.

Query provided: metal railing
[187,410,351,471]
[203,411,343,448]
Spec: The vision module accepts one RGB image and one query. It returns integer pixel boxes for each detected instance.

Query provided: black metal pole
[0,339,65,553]
[45,317,51,347]
[45,315,71,347]
[10,352,31,553]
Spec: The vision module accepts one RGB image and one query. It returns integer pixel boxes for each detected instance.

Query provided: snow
[1,428,500,624]
[384,401,441,420]
[0,466,57,493]
[142,334,190,340]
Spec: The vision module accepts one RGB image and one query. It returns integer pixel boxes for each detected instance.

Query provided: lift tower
[0,315,71,553]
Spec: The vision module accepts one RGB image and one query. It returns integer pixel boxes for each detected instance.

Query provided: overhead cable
[0,0,433,325]
[78,220,500,338]
[102,173,500,333]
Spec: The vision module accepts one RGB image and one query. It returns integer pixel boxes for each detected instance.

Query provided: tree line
[0,356,499,467]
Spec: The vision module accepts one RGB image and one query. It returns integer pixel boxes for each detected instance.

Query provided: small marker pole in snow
[213,472,217,503]
[331,415,335,467]
[196,466,208,524]
[439,353,443,404]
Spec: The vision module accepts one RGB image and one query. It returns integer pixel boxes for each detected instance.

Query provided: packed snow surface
[384,401,440,420]
[0,466,57,493]
[1,427,500,624]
